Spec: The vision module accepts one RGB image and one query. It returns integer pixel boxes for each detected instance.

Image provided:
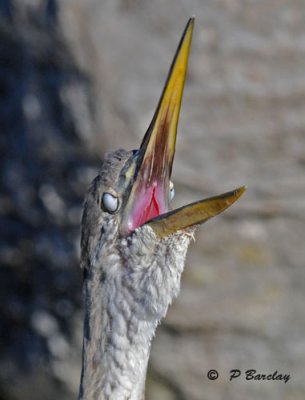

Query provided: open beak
[122,17,245,237]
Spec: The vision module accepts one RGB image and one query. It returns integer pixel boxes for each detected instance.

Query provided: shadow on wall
[0,2,98,399]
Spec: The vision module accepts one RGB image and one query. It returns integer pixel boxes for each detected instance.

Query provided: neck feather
[79,269,158,400]
[79,225,193,400]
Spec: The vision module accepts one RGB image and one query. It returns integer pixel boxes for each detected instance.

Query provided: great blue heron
[79,18,245,400]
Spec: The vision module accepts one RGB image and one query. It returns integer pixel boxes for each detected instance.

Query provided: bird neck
[79,225,193,400]
[79,264,157,400]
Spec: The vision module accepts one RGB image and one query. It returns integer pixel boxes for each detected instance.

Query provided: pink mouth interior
[126,182,167,233]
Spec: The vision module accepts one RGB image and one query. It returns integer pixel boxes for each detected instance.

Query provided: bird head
[81,18,245,260]
[81,17,245,274]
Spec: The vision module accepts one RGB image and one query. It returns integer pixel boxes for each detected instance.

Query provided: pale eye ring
[169,181,175,201]
[101,192,119,213]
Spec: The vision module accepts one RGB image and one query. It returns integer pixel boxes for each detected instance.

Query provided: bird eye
[101,192,119,213]
[169,181,175,201]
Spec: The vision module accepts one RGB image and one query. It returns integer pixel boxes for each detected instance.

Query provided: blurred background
[1,1,305,399]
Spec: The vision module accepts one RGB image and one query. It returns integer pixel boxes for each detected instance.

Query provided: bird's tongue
[126,183,166,232]
[143,187,160,221]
